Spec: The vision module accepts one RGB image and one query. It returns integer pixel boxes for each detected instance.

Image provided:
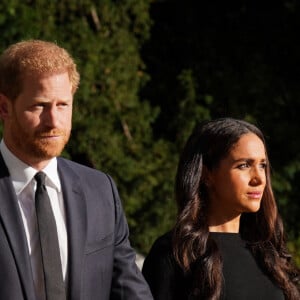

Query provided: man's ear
[0,94,11,120]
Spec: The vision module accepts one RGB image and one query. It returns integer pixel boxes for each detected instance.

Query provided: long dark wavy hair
[173,118,299,299]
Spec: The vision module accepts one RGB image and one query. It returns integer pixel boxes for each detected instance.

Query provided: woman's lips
[247,192,263,199]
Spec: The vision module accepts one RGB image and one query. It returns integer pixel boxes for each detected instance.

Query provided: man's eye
[33,104,45,109]
[260,162,267,169]
[237,163,249,169]
[58,103,68,107]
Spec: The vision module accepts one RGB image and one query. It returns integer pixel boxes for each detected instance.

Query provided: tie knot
[34,172,46,186]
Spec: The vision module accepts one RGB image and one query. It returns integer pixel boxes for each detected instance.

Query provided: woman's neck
[208,214,241,233]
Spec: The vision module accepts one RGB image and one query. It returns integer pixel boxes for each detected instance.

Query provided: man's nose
[43,107,59,128]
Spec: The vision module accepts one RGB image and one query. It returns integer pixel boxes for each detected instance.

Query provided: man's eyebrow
[33,97,72,102]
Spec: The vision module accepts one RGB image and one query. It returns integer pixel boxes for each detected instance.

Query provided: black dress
[142,231,285,300]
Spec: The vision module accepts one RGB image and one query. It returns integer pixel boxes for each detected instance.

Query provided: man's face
[0,72,73,169]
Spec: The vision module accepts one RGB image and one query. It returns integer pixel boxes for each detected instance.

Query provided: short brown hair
[0,39,80,100]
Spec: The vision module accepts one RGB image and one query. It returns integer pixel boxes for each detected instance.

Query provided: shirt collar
[0,139,61,194]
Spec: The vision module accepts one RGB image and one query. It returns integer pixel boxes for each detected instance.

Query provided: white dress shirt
[0,140,68,300]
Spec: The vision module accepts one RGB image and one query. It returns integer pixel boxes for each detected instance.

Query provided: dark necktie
[34,172,66,300]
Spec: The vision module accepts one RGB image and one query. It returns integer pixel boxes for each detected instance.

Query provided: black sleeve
[142,232,188,300]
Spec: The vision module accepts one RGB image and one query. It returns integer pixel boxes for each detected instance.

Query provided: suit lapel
[58,159,87,300]
[0,154,36,300]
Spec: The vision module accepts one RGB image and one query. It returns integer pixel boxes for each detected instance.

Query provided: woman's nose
[250,167,265,186]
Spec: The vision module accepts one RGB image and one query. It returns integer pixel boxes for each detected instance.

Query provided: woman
[142,118,299,300]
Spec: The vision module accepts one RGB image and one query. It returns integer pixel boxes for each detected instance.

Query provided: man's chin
[32,144,66,159]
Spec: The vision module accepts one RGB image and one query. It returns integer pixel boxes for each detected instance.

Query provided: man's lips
[37,131,65,138]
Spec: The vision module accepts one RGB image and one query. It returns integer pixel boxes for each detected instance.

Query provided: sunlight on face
[4,72,73,168]
[207,133,267,231]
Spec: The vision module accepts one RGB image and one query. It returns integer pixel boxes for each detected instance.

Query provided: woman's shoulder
[143,230,180,271]
[143,231,189,300]
[143,231,174,268]
[149,231,173,253]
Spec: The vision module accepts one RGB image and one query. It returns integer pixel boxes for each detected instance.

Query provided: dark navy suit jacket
[0,155,153,300]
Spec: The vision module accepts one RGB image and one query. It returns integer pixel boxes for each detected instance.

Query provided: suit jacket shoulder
[57,157,153,300]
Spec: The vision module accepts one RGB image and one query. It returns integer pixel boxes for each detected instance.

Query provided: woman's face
[206,133,267,228]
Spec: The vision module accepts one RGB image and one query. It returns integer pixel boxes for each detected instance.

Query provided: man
[0,40,153,300]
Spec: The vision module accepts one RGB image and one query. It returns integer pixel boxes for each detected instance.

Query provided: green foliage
[287,237,300,268]
[1,0,300,256]
[0,0,175,254]
[175,69,211,147]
